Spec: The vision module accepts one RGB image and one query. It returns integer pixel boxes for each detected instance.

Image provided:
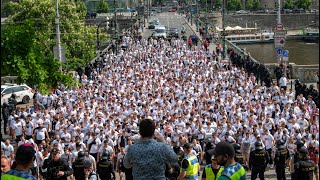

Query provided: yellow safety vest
[180,154,199,179]
[1,170,36,180]
[204,164,224,180]
[219,162,246,180]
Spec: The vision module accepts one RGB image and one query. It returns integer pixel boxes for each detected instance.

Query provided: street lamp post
[55,0,62,71]
[222,0,226,61]
[96,18,110,55]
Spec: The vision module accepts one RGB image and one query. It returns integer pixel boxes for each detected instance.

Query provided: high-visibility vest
[219,162,246,180]
[204,164,224,180]
[180,154,199,179]
[2,169,36,180]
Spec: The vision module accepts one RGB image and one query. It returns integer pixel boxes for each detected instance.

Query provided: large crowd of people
[1,24,319,180]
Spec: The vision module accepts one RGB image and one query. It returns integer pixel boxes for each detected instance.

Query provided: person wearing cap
[1,143,37,180]
[96,151,115,180]
[46,148,73,180]
[72,151,86,180]
[292,148,317,180]
[274,140,290,180]
[83,161,98,180]
[123,118,177,179]
[249,141,269,180]
[208,141,246,180]
[177,143,200,180]
[201,154,224,180]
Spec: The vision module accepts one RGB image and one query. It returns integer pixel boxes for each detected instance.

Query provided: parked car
[255,9,268,14]
[152,26,166,38]
[168,28,179,38]
[1,83,33,105]
[148,20,160,29]
[235,10,249,14]
[168,9,177,12]
[283,9,292,14]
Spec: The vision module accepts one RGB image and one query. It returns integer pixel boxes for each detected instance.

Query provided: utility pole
[55,0,62,71]
[205,0,208,34]
[222,0,226,61]
[114,0,118,55]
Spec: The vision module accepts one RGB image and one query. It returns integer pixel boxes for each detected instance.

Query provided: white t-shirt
[25,122,34,136]
[4,144,14,157]
[35,127,47,140]
[13,121,25,136]
[263,134,274,150]
[87,138,101,154]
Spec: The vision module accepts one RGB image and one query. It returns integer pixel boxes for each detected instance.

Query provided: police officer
[46,148,73,180]
[233,143,247,170]
[293,139,305,164]
[292,148,316,180]
[1,102,10,134]
[249,141,269,180]
[72,151,85,180]
[291,139,305,179]
[8,94,17,115]
[201,155,224,180]
[177,143,200,180]
[274,140,290,180]
[96,152,115,180]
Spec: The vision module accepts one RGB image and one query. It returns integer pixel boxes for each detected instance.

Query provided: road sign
[276,48,283,56]
[274,30,286,48]
[276,23,284,30]
[282,50,289,57]
[283,57,289,61]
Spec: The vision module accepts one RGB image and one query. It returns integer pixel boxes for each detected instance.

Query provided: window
[2,88,14,94]
[12,86,24,93]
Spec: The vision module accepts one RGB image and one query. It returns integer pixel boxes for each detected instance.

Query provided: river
[237,40,319,65]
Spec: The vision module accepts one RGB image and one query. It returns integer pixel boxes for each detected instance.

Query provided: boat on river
[303,26,319,42]
[216,26,274,44]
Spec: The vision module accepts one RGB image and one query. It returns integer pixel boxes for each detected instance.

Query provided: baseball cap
[51,148,60,154]
[16,143,36,164]
[209,141,235,157]
[299,148,309,154]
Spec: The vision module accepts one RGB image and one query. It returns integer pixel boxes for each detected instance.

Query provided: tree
[215,0,222,10]
[295,0,312,10]
[1,0,101,93]
[283,0,295,9]
[97,0,109,13]
[227,0,241,11]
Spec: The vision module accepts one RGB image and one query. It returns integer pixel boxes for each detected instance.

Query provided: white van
[153,26,166,38]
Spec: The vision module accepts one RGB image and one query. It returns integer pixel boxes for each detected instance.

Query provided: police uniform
[46,148,73,180]
[180,154,200,180]
[293,148,316,180]
[96,154,115,180]
[72,151,85,180]
[233,143,247,170]
[274,140,290,180]
[249,141,268,180]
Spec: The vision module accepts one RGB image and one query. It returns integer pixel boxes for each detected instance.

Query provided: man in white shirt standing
[262,129,275,168]
[279,74,288,91]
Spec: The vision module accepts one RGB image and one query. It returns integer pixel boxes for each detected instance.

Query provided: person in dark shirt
[46,148,73,180]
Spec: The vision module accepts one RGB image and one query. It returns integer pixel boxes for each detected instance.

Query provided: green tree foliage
[97,0,109,13]
[283,0,295,9]
[215,0,222,10]
[227,0,241,11]
[295,0,312,10]
[246,0,259,11]
[1,0,99,93]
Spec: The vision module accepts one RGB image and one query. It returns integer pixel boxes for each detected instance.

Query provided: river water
[237,40,319,65]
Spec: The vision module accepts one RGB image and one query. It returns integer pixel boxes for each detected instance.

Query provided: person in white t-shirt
[97,139,114,162]
[4,139,14,159]
[33,121,49,145]
[262,129,275,168]
[24,115,34,140]
[12,117,25,143]
[87,133,101,161]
